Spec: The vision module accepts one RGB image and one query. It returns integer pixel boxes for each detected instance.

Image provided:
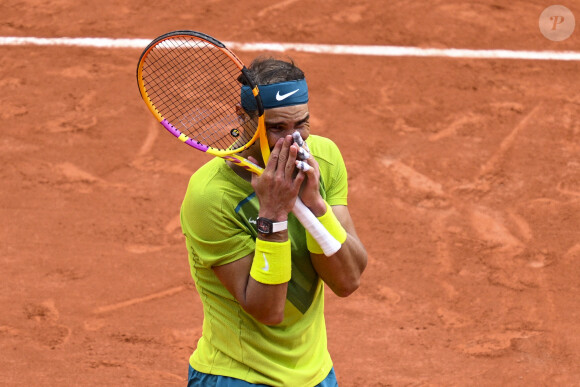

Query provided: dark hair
[239,56,305,86]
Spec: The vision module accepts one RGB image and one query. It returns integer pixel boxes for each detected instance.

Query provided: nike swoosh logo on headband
[275,89,299,101]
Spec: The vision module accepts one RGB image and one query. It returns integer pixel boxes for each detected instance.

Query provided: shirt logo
[261,253,270,272]
[275,89,299,101]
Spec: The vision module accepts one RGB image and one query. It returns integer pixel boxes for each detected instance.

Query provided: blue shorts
[187,365,338,387]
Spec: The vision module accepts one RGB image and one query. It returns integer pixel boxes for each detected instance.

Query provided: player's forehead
[264,104,309,125]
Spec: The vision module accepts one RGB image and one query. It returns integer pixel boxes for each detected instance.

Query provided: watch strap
[257,217,288,234]
[271,220,288,233]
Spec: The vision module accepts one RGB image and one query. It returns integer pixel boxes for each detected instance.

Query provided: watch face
[256,218,272,234]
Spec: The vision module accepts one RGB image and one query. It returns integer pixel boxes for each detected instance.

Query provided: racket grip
[292,198,342,256]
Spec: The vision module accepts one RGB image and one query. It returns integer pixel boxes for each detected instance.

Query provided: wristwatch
[256,217,288,234]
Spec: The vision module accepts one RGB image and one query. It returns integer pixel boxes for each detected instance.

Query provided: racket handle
[292,198,342,256]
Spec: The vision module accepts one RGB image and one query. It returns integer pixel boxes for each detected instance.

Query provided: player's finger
[292,131,310,153]
[295,160,312,173]
[285,143,300,177]
[275,135,293,176]
[292,131,305,147]
[297,147,310,161]
[300,150,318,170]
[266,138,284,172]
[292,168,306,191]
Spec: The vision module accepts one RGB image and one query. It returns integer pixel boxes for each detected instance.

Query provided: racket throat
[259,125,271,165]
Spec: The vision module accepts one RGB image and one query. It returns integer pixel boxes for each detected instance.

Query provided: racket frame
[137,30,340,256]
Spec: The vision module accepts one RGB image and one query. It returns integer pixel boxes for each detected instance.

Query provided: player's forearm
[242,280,288,325]
[243,236,292,325]
[312,233,367,297]
[308,204,367,297]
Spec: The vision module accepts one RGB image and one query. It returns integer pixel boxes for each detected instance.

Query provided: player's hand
[250,135,305,221]
[296,149,326,217]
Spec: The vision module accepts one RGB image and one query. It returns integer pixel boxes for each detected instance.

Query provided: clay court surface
[1,0,579,385]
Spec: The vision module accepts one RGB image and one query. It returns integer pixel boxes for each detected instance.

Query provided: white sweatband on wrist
[305,201,347,254]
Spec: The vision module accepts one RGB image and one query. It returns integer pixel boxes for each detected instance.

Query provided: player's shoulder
[184,159,228,203]
[184,158,250,209]
[307,134,339,150]
[306,135,343,164]
[189,157,221,186]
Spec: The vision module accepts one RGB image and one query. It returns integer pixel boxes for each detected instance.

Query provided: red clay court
[1,1,579,385]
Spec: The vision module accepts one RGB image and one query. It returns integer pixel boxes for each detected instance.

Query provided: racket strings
[145,39,235,146]
[141,36,258,151]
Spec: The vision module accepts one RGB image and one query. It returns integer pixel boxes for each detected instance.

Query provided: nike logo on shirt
[275,89,299,101]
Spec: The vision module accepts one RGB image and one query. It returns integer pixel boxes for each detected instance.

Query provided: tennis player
[181,56,368,386]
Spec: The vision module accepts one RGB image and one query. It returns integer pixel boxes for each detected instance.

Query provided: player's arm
[297,151,367,297]
[309,205,367,297]
[212,246,289,326]
[213,136,304,325]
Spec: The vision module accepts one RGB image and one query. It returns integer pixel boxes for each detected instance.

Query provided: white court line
[1,36,580,61]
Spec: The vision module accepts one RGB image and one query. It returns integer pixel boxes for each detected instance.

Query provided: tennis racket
[136,30,341,256]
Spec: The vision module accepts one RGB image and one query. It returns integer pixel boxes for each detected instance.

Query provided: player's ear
[236,103,258,124]
[235,103,246,124]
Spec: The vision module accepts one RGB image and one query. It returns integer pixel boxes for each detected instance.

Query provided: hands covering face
[250,132,326,221]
